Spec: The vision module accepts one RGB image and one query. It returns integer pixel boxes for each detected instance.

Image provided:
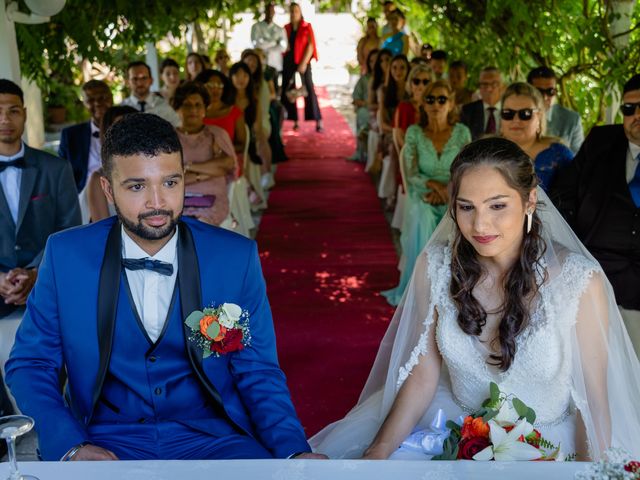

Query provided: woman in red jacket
[282,2,323,132]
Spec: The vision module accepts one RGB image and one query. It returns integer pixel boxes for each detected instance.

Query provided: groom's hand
[293,452,329,460]
[71,444,119,461]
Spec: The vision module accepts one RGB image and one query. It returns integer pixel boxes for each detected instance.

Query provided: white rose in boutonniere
[218,303,242,329]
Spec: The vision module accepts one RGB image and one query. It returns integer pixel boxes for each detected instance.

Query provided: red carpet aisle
[257,88,398,436]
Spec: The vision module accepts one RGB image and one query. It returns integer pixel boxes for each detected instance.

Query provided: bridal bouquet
[433,382,567,461]
[185,303,251,358]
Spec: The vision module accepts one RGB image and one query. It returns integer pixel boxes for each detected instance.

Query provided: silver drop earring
[526,211,533,234]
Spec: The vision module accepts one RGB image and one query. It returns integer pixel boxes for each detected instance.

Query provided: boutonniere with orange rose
[432,382,574,461]
[184,303,251,358]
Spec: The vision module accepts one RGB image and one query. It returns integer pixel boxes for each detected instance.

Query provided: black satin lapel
[89,221,121,421]
[177,223,224,404]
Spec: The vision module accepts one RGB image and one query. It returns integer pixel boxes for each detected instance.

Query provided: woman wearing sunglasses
[499,82,573,192]
[383,80,471,306]
[393,63,432,150]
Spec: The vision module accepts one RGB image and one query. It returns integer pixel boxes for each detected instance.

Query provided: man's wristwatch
[62,442,90,461]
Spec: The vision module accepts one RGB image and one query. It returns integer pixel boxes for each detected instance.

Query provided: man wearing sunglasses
[460,66,504,140]
[551,74,640,358]
[527,66,584,154]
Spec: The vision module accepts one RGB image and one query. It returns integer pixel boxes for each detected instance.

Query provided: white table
[0,459,588,479]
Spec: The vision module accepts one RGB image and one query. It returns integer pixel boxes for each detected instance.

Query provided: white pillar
[145,42,160,92]
[0,0,44,147]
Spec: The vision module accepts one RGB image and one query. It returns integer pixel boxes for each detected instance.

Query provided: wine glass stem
[6,436,20,480]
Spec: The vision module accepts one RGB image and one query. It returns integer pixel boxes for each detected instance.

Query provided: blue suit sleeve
[5,237,89,460]
[229,241,311,458]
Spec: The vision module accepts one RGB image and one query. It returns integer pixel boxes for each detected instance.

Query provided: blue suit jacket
[6,217,310,460]
[547,104,584,154]
[58,121,91,192]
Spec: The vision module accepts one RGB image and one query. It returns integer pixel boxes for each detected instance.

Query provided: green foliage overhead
[399,0,640,129]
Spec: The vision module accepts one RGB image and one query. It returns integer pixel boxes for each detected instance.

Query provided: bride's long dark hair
[448,138,547,372]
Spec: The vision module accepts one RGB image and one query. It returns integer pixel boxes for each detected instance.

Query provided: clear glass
[0,416,39,480]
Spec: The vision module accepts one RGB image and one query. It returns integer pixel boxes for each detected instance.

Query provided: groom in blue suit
[6,113,320,461]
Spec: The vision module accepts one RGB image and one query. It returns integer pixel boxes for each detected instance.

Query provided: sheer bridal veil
[310,187,640,459]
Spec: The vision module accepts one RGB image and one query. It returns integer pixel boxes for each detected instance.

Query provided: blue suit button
[148,356,157,363]
[154,387,162,395]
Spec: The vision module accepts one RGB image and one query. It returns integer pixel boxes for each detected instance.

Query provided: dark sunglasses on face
[500,108,539,121]
[536,87,557,97]
[621,102,640,116]
[412,78,430,86]
[425,95,448,105]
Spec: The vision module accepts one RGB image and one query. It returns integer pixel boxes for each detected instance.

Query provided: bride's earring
[526,210,533,234]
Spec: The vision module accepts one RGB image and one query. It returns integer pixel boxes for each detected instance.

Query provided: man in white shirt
[251,2,287,73]
[120,61,180,127]
[59,80,113,192]
[6,113,325,462]
[461,66,504,140]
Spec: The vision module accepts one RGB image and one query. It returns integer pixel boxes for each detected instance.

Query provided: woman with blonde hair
[382,80,471,305]
[499,82,573,192]
[393,63,432,149]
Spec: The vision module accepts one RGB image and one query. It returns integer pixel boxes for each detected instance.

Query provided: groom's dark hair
[101,112,183,180]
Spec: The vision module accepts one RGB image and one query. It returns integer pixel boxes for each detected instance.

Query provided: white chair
[224,125,256,237]
[377,153,397,200]
[243,125,267,212]
[365,130,379,173]
[391,145,407,231]
[78,187,91,225]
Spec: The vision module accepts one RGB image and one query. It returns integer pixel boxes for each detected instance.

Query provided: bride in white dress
[310,137,640,460]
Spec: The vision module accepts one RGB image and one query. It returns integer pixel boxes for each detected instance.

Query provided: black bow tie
[92,131,100,138]
[122,258,174,276]
[0,157,25,172]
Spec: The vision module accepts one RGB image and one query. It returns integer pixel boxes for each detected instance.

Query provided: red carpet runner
[256,88,398,436]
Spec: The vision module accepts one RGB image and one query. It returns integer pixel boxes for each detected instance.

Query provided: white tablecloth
[0,459,588,479]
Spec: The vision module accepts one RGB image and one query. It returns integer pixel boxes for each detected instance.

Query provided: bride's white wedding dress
[310,189,640,460]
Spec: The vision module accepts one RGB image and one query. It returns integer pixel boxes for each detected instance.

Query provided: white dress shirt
[121,93,181,127]
[483,101,501,133]
[627,141,640,183]
[251,20,287,71]
[122,226,178,343]
[0,142,25,225]
[87,122,102,180]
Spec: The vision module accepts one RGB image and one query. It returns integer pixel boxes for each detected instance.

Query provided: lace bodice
[400,243,599,426]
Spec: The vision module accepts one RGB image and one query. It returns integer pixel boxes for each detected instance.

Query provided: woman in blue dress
[499,82,574,192]
[382,80,471,305]
[380,10,408,57]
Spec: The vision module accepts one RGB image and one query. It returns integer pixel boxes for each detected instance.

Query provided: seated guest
[429,50,447,80]
[85,105,138,222]
[380,10,408,56]
[58,79,113,192]
[499,82,573,192]
[174,81,236,226]
[185,52,205,81]
[121,61,180,126]
[0,79,80,411]
[382,80,471,305]
[5,112,322,462]
[242,49,274,189]
[527,66,584,154]
[357,17,380,74]
[550,74,640,357]
[377,54,410,155]
[460,66,504,139]
[198,70,247,152]
[349,48,378,162]
[393,63,431,149]
[420,43,433,61]
[448,60,473,106]
[158,58,181,105]
[215,48,232,77]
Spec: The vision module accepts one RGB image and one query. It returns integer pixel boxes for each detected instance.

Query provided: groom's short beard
[114,203,181,241]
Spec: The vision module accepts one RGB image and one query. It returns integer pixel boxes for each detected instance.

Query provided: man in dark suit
[550,73,640,357]
[460,66,504,140]
[58,80,113,192]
